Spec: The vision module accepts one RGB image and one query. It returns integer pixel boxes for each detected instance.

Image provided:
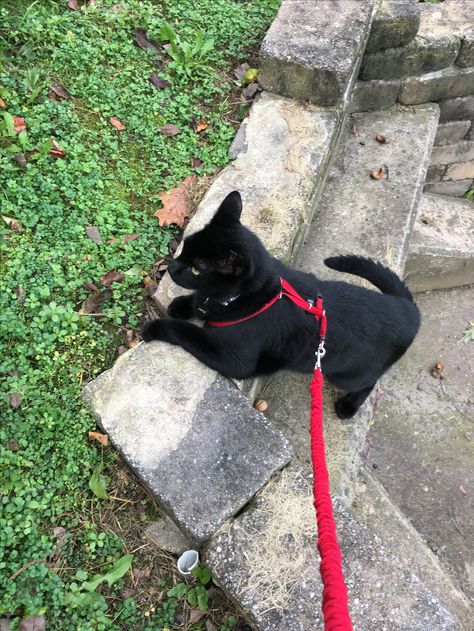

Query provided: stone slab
[399,67,474,106]
[426,163,446,183]
[297,104,440,278]
[259,0,374,106]
[470,121,474,140]
[438,95,474,123]
[367,287,474,601]
[145,516,192,555]
[83,347,291,544]
[444,161,474,180]
[440,0,474,68]
[424,179,473,197]
[405,193,474,292]
[435,121,471,146]
[349,78,400,113]
[431,140,474,166]
[365,0,420,53]
[205,466,470,631]
[155,92,340,311]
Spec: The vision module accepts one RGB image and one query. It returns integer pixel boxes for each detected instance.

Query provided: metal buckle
[315,342,326,369]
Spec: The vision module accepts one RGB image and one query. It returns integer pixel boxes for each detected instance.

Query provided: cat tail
[324,255,415,302]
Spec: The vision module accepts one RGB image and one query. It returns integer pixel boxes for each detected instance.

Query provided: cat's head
[168,191,267,298]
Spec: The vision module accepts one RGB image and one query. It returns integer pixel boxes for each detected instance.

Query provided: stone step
[259,0,374,106]
[82,92,342,544]
[365,0,420,54]
[205,465,471,630]
[366,286,474,603]
[405,193,474,293]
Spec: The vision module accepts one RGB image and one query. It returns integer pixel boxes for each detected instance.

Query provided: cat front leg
[141,319,253,378]
[167,295,195,320]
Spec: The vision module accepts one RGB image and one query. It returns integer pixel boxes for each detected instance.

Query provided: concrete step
[259,0,374,106]
[366,286,474,603]
[405,193,474,293]
[205,465,471,630]
[82,92,341,544]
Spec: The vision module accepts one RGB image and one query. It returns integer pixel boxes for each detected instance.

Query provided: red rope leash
[207,278,353,629]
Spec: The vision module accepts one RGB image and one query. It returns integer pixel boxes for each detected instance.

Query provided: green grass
[0,0,280,628]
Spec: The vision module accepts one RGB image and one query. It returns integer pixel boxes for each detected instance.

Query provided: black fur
[142,191,420,419]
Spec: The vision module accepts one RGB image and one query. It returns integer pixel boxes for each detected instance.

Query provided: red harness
[207,278,353,631]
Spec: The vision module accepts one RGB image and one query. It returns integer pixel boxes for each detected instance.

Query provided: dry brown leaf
[375,134,387,144]
[153,175,196,227]
[110,117,126,131]
[3,215,23,232]
[83,282,100,292]
[13,117,26,133]
[10,392,22,408]
[191,156,203,169]
[85,225,102,244]
[149,74,170,90]
[123,233,139,243]
[370,165,386,180]
[143,275,155,287]
[0,97,6,108]
[254,399,268,412]
[188,609,206,624]
[125,328,140,348]
[459,485,468,495]
[117,345,128,356]
[88,431,109,447]
[50,139,66,159]
[67,0,79,9]
[99,270,125,286]
[134,567,151,580]
[132,28,161,55]
[195,119,208,133]
[50,82,71,100]
[431,362,444,379]
[13,153,27,169]
[160,123,181,136]
[79,289,112,315]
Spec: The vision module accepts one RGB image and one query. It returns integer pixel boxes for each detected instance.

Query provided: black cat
[142,191,420,419]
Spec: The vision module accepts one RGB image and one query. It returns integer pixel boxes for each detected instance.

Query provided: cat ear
[211,191,242,225]
[217,251,244,276]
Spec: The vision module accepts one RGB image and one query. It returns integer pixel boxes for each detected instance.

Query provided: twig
[10,558,47,580]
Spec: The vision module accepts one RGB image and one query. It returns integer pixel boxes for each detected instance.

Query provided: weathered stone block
[405,193,474,292]
[434,120,471,146]
[444,161,474,180]
[145,516,192,555]
[470,121,474,140]
[439,0,474,68]
[457,33,474,68]
[366,0,420,53]
[361,37,459,81]
[298,104,440,277]
[83,347,291,544]
[430,140,474,166]
[399,67,474,106]
[424,178,473,197]
[438,95,474,123]
[259,0,374,105]
[155,93,340,311]
[426,164,446,183]
[349,78,400,113]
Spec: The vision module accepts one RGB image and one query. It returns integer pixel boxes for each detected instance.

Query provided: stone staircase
[83,1,474,629]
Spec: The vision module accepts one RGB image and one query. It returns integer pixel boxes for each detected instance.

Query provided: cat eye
[191,266,200,276]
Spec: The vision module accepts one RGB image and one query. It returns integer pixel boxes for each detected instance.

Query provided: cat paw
[141,319,164,342]
[335,397,357,420]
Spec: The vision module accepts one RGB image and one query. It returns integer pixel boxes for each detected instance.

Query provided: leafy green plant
[460,322,474,343]
[167,564,213,612]
[159,21,214,75]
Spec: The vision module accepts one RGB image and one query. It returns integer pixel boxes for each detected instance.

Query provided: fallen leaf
[132,28,161,55]
[83,282,100,292]
[10,392,22,408]
[243,68,259,84]
[375,134,387,144]
[88,431,109,447]
[191,157,203,169]
[121,587,136,599]
[2,215,23,232]
[16,287,26,303]
[49,139,66,159]
[13,153,27,169]
[8,439,20,451]
[99,270,125,286]
[254,399,268,412]
[370,165,386,180]
[143,275,155,288]
[0,97,6,108]
[149,74,169,89]
[153,175,196,227]
[123,233,139,243]
[195,119,208,133]
[110,117,126,131]
[431,362,444,379]
[85,225,102,244]
[67,0,79,9]
[350,123,358,136]
[160,123,181,136]
[188,609,206,624]
[134,567,151,580]
[13,116,26,133]
[50,82,71,100]
[19,616,45,631]
[234,62,250,81]
[79,289,112,314]
[117,345,128,356]
[459,484,468,495]
[125,328,140,349]
[242,81,260,100]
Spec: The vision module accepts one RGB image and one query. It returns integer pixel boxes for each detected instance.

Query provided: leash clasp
[315,341,326,369]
